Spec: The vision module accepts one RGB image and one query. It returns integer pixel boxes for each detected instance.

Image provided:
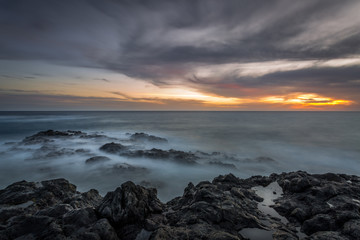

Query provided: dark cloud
[0,75,20,79]
[1,1,359,66]
[0,88,41,94]
[250,66,360,101]
[188,66,360,101]
[110,91,169,103]
[0,0,359,109]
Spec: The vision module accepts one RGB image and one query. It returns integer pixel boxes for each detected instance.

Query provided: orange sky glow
[1,1,360,111]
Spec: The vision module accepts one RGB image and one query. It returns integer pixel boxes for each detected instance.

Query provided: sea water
[0,111,359,201]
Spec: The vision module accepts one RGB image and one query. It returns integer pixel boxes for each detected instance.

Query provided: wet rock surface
[0,171,359,239]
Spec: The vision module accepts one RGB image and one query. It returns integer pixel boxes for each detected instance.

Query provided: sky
[0,0,360,111]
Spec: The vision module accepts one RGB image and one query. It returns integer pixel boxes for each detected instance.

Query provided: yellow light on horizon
[143,89,251,106]
[261,93,353,107]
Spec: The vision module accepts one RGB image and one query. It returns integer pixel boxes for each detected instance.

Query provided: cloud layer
[0,0,360,110]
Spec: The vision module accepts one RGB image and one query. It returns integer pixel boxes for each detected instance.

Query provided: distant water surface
[0,111,359,201]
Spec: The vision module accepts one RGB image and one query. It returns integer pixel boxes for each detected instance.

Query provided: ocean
[0,111,359,201]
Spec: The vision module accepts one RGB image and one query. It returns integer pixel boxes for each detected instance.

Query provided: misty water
[0,111,359,201]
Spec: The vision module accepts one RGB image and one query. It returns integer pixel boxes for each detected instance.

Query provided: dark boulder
[99,142,128,154]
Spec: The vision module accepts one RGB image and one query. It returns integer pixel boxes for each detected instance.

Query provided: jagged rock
[161,178,267,240]
[87,218,120,240]
[85,156,111,164]
[212,173,246,190]
[2,215,55,239]
[66,189,103,209]
[0,178,76,208]
[0,178,112,240]
[0,171,359,240]
[97,181,163,225]
[273,171,360,240]
[130,133,168,143]
[97,181,163,239]
[36,204,74,218]
[62,208,98,232]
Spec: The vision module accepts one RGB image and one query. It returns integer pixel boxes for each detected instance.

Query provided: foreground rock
[273,172,360,238]
[0,171,359,239]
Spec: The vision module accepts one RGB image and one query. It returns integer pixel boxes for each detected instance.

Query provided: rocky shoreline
[0,171,359,240]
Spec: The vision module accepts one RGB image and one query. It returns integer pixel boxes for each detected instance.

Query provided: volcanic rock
[0,171,359,239]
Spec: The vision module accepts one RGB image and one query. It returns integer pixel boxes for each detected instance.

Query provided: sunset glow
[108,89,355,109]
[143,90,251,106]
[262,94,353,108]
[1,1,360,111]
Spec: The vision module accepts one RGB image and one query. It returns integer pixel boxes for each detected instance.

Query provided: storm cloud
[0,0,360,109]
